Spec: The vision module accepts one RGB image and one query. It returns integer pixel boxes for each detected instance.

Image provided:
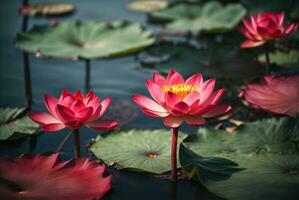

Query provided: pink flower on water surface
[0,153,111,200]
[29,90,119,132]
[243,75,299,116]
[239,11,298,48]
[131,70,231,128]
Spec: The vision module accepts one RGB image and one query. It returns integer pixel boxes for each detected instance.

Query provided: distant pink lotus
[131,70,231,128]
[0,153,111,200]
[29,90,118,132]
[243,75,299,116]
[239,11,298,48]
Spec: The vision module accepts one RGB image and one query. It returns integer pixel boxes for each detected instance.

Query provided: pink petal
[89,105,102,121]
[278,12,285,26]
[74,90,84,100]
[202,105,231,118]
[171,102,190,116]
[86,96,100,110]
[131,95,167,113]
[164,92,181,107]
[242,18,255,34]
[65,121,83,129]
[166,70,176,82]
[141,107,170,117]
[209,88,225,105]
[42,123,66,131]
[55,104,75,122]
[241,40,266,48]
[44,94,58,118]
[183,92,200,106]
[88,120,119,131]
[186,73,202,89]
[163,115,183,128]
[60,95,76,108]
[184,115,206,126]
[99,97,112,117]
[70,100,86,113]
[29,112,61,125]
[76,107,93,121]
[169,71,184,85]
[146,79,165,104]
[153,72,167,86]
[199,78,216,104]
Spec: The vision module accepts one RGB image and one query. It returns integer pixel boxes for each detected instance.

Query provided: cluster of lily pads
[1,0,299,200]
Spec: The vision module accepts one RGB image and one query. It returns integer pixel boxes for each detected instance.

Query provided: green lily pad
[149,1,246,34]
[89,129,187,174]
[19,3,75,16]
[127,0,168,12]
[138,41,262,82]
[180,144,243,184]
[16,21,155,60]
[0,107,40,140]
[258,50,299,67]
[206,154,299,200]
[183,117,299,159]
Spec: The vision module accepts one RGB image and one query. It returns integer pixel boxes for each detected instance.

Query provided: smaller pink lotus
[243,75,299,116]
[131,70,230,181]
[0,153,111,200]
[239,11,298,48]
[29,90,118,132]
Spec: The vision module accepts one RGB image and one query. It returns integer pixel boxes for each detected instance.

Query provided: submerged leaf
[149,1,246,34]
[16,21,154,60]
[89,129,187,174]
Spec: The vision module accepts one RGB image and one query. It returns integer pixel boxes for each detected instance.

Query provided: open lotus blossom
[0,153,111,200]
[239,11,298,48]
[243,75,299,116]
[29,90,119,132]
[131,70,231,128]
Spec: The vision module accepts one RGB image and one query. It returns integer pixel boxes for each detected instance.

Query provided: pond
[0,0,298,200]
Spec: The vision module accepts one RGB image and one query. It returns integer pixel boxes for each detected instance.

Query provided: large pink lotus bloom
[239,11,298,48]
[131,70,231,128]
[0,153,111,200]
[243,75,299,116]
[29,90,119,132]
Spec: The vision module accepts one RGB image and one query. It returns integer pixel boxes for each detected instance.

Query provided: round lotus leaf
[20,3,75,16]
[138,41,263,82]
[258,50,299,66]
[206,154,299,200]
[89,129,187,174]
[149,1,246,34]
[16,21,155,60]
[0,107,40,140]
[183,117,299,159]
[127,0,168,12]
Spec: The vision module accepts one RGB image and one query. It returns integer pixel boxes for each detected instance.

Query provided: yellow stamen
[163,84,197,99]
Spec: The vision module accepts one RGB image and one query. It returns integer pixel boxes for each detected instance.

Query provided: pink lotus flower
[29,90,119,132]
[0,153,111,200]
[239,11,298,48]
[243,75,299,116]
[131,70,231,128]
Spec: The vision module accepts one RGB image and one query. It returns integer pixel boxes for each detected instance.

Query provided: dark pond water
[0,0,220,199]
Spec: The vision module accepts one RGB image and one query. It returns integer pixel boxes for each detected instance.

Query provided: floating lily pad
[16,21,155,60]
[206,154,299,200]
[89,129,187,174]
[149,1,246,34]
[258,50,299,66]
[0,107,40,140]
[180,144,243,184]
[127,0,168,12]
[183,117,299,158]
[138,41,262,82]
[19,3,75,16]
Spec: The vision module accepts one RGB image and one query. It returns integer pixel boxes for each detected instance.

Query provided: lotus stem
[171,127,179,181]
[85,59,91,93]
[23,52,32,109]
[264,43,270,74]
[56,131,72,152]
[74,129,81,158]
